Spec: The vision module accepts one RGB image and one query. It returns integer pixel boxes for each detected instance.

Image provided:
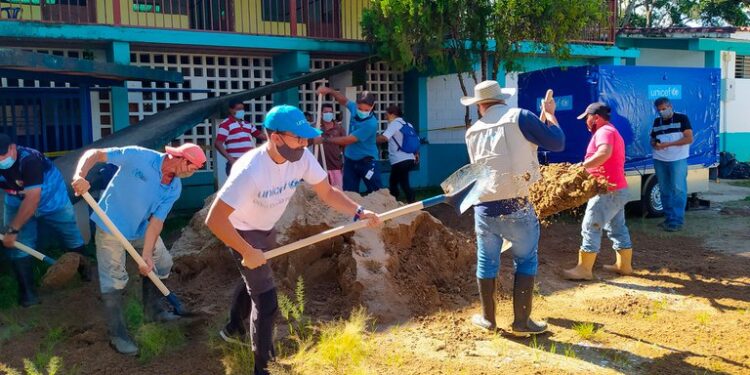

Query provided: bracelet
[5,226,19,235]
[353,206,365,222]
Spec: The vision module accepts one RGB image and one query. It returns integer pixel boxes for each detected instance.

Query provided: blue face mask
[356,109,371,119]
[234,110,246,120]
[0,157,15,170]
[322,112,335,122]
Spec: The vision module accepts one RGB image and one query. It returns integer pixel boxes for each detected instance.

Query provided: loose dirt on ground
[1,184,749,374]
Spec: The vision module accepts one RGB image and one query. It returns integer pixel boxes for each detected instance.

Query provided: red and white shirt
[216,117,263,158]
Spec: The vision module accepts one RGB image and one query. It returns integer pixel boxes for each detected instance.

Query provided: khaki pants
[95,227,172,293]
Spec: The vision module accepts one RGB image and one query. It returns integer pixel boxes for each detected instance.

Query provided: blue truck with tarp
[518,65,720,215]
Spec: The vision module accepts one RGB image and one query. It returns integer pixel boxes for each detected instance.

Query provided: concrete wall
[635,48,705,68]
[724,78,750,161]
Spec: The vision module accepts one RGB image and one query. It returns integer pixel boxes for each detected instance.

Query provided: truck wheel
[642,176,664,218]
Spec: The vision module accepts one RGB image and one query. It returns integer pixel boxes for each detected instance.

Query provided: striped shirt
[216,117,263,158]
[650,112,692,162]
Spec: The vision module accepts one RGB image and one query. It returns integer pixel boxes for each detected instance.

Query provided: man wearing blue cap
[205,105,381,375]
[0,133,89,307]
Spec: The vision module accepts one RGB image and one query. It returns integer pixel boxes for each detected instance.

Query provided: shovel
[82,192,189,316]
[0,234,82,288]
[263,163,492,260]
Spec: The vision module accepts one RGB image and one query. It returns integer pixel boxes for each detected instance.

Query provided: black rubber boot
[11,257,40,308]
[68,246,93,282]
[142,277,180,323]
[511,274,547,336]
[470,278,497,331]
[102,291,138,356]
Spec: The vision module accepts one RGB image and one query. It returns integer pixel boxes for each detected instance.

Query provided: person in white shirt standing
[377,105,418,203]
[650,97,693,232]
[215,100,267,177]
[204,105,380,375]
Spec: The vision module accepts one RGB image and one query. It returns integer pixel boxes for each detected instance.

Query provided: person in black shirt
[650,97,693,232]
[0,134,89,307]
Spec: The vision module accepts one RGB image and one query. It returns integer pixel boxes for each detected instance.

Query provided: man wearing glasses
[71,143,206,356]
[204,105,380,375]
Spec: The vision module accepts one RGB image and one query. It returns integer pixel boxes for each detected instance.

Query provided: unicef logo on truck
[648,85,682,100]
[536,95,573,111]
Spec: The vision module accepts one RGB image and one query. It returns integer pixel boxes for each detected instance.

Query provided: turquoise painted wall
[723,133,750,162]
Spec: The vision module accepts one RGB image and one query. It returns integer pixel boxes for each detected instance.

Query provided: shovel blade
[441,163,491,214]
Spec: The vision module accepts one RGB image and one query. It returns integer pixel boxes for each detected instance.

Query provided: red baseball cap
[165,143,206,167]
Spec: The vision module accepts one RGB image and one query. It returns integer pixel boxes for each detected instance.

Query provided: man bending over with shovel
[204,105,380,375]
[0,133,90,307]
[461,81,565,336]
[71,143,205,355]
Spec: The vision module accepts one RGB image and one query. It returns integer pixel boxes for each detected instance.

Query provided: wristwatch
[5,226,19,235]
[353,206,365,222]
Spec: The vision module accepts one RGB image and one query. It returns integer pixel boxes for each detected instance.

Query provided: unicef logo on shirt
[648,85,682,100]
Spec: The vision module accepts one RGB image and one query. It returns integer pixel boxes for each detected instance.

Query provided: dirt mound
[170,186,475,323]
[41,252,81,289]
[529,163,610,220]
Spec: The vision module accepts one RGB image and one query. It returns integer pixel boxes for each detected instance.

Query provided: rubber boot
[142,277,180,323]
[511,274,547,336]
[470,278,497,331]
[68,246,93,282]
[603,248,633,275]
[562,251,597,281]
[11,257,40,307]
[101,291,138,356]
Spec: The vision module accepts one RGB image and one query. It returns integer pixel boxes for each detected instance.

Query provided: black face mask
[277,136,304,162]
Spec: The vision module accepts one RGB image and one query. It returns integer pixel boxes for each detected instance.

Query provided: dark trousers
[343,157,382,195]
[225,229,278,375]
[389,159,416,203]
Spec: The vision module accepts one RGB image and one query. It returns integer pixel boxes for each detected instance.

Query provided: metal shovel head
[441,163,491,214]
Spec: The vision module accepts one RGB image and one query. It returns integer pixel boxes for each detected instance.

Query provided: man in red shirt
[563,103,633,280]
[215,100,267,176]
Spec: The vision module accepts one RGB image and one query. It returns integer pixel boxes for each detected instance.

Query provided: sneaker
[219,328,250,347]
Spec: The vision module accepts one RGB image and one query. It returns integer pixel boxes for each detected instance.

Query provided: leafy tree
[362,0,608,126]
[620,0,750,27]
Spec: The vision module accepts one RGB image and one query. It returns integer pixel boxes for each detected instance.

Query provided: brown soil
[2,188,749,374]
[530,163,610,220]
[41,252,80,289]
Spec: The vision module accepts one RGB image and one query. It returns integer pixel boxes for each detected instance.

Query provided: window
[736,55,750,79]
[132,0,189,15]
[261,0,303,22]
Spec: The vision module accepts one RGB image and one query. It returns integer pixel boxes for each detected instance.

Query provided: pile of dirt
[529,163,610,220]
[170,186,476,323]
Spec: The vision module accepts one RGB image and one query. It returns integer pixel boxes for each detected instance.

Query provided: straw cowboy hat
[460,80,517,106]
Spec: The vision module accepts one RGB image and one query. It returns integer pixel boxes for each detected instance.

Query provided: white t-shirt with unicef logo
[217,145,327,231]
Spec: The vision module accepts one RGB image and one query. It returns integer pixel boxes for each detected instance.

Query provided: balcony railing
[0,0,616,44]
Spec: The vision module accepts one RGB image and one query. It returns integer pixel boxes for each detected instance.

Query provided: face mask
[277,137,305,162]
[0,157,14,170]
[659,108,673,120]
[322,113,335,122]
[234,110,246,120]
[356,109,371,119]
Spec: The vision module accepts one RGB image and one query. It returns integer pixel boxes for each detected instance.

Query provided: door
[41,0,96,24]
[304,0,339,39]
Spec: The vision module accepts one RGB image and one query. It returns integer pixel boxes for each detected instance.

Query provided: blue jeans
[3,199,84,259]
[474,205,539,278]
[580,189,632,253]
[343,157,382,195]
[653,158,688,227]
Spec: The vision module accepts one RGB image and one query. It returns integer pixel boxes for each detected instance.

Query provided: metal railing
[0,0,616,44]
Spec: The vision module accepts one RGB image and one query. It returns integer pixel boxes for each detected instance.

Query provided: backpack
[393,120,420,154]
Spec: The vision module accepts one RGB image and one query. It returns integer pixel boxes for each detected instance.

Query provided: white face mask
[234,110,246,120]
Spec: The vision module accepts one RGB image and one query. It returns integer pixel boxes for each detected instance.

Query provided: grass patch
[284,308,374,375]
[0,356,64,375]
[571,322,599,341]
[135,323,186,362]
[0,272,20,309]
[695,312,711,327]
[564,345,577,359]
[278,277,313,347]
[124,297,145,330]
[726,179,750,188]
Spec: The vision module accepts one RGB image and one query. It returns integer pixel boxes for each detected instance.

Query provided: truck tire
[642,176,664,218]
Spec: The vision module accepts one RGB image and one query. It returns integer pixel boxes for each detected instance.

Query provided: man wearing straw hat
[461,80,565,336]
[204,105,380,375]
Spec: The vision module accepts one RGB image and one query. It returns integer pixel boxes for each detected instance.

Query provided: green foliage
[135,323,186,362]
[620,0,750,27]
[278,277,313,345]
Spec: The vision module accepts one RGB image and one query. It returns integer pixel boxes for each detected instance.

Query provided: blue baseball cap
[263,105,322,139]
